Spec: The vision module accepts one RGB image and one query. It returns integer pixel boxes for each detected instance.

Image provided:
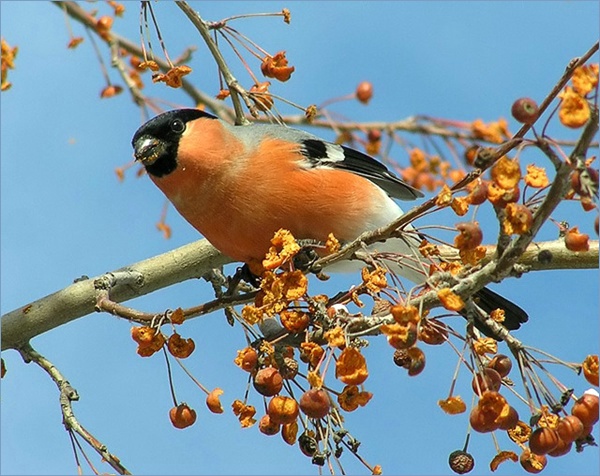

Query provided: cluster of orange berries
[515,390,598,474]
[130,314,228,430]
[231,340,377,468]
[445,351,599,474]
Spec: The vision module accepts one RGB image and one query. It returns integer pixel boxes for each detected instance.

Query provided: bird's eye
[170,118,186,134]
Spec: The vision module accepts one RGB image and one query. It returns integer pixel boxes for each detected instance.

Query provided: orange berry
[547,437,572,457]
[258,414,280,436]
[167,333,195,358]
[564,226,590,252]
[467,181,489,205]
[268,396,299,424]
[100,84,123,98]
[529,427,560,455]
[390,304,419,325]
[253,367,283,397]
[418,319,448,345]
[206,388,224,414]
[367,128,382,142]
[169,403,197,429]
[488,354,513,377]
[386,322,418,349]
[464,145,479,166]
[131,326,155,346]
[356,81,373,104]
[571,392,599,426]
[281,420,298,445]
[469,405,500,433]
[250,82,273,111]
[511,97,539,125]
[487,183,520,207]
[260,51,295,82]
[520,449,547,473]
[582,354,599,386]
[454,222,483,250]
[556,415,584,443]
[471,368,502,396]
[299,389,331,419]
[240,347,258,373]
[497,405,520,430]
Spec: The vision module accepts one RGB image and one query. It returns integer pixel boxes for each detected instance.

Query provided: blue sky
[1,2,598,475]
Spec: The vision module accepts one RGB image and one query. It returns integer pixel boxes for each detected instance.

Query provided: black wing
[300,139,423,201]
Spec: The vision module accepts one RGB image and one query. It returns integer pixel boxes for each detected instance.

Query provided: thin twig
[175,1,251,124]
[17,342,131,475]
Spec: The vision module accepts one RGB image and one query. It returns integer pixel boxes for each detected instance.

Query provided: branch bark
[3,234,596,352]
[438,239,599,271]
[1,239,230,351]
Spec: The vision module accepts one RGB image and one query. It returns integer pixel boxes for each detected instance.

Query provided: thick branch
[1,239,231,351]
[437,239,599,271]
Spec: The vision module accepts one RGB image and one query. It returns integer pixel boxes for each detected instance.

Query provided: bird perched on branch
[132,108,528,334]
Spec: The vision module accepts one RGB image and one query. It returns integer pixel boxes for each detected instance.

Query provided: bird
[132,108,528,335]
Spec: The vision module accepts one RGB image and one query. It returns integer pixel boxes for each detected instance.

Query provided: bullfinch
[132,108,528,333]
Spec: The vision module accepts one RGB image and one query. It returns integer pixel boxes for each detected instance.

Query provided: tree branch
[437,239,599,271]
[1,239,230,351]
[17,342,131,475]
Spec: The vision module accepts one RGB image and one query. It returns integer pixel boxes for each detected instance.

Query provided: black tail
[469,287,529,337]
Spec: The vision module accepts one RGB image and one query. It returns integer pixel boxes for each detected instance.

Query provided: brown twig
[175,1,252,124]
[17,342,131,475]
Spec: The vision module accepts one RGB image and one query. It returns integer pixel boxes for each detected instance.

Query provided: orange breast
[150,122,399,263]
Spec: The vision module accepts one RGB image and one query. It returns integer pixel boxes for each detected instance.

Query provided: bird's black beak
[133,135,167,166]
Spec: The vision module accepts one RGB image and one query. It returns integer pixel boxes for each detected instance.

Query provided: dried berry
[472,368,502,396]
[393,347,425,376]
[571,167,599,197]
[571,393,599,426]
[258,414,280,436]
[565,226,590,252]
[169,403,197,429]
[253,367,283,396]
[556,415,584,443]
[356,81,373,104]
[511,97,539,124]
[529,427,560,455]
[488,354,513,377]
[299,389,331,419]
[298,431,318,457]
[519,449,547,473]
[448,449,475,474]
[268,396,299,424]
[418,319,448,345]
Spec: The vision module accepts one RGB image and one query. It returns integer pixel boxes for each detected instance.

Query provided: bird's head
[132,108,216,177]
